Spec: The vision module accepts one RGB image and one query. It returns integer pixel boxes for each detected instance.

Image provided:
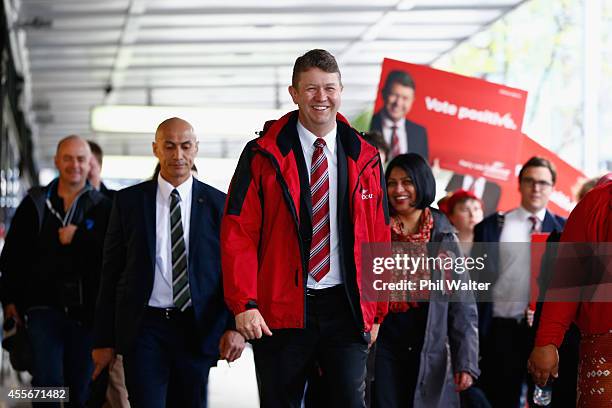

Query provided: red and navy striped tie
[309,138,331,282]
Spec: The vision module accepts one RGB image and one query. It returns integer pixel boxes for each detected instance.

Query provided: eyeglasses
[520,177,553,189]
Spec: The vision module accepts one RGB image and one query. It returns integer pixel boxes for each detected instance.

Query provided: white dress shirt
[493,206,546,319]
[297,121,342,289]
[149,175,193,307]
[382,115,408,154]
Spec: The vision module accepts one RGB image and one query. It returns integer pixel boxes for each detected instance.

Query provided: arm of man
[221,144,271,340]
[0,196,38,325]
[91,194,126,378]
[69,195,112,249]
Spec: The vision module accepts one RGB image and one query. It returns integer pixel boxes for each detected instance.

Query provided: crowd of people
[0,49,609,408]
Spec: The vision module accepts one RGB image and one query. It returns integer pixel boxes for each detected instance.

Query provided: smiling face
[288,67,342,137]
[54,137,91,189]
[386,166,418,216]
[152,118,198,187]
[384,82,415,122]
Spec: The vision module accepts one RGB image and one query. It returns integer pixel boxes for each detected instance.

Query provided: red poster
[372,58,585,217]
[371,58,528,183]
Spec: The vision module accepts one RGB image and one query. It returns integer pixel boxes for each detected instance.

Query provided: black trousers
[371,308,427,408]
[373,340,420,408]
[252,285,368,408]
[481,317,530,408]
[123,307,216,408]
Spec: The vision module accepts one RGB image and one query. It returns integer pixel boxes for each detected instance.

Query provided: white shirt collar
[516,205,547,222]
[297,120,337,155]
[382,112,405,129]
[157,174,193,202]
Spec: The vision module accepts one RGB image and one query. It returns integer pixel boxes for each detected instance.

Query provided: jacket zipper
[254,145,381,333]
[252,146,308,306]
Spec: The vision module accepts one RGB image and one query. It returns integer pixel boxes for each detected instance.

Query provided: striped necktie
[391,125,401,159]
[309,138,331,282]
[170,189,191,311]
[528,215,541,233]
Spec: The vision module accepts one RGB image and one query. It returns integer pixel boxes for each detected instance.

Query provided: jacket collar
[430,207,456,236]
[256,110,370,168]
[142,178,209,274]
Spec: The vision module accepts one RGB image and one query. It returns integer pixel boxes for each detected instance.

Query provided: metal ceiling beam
[104,0,146,104]
[20,5,517,19]
[31,81,380,92]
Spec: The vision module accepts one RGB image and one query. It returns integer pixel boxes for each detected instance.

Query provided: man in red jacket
[222,49,390,407]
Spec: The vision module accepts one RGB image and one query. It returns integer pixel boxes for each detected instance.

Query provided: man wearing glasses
[473,156,566,408]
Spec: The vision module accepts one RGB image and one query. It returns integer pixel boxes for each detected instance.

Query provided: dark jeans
[252,285,368,408]
[481,317,530,408]
[122,307,216,408]
[26,307,94,408]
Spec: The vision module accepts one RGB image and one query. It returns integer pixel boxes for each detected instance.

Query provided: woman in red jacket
[528,175,612,407]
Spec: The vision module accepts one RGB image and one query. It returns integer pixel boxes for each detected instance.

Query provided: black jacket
[0,180,112,325]
[93,178,232,356]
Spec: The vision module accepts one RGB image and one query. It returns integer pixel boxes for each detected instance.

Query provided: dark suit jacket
[445,174,502,216]
[93,178,231,357]
[99,182,116,201]
[472,209,566,340]
[370,110,429,160]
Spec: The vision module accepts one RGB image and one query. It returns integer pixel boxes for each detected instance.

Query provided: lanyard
[45,181,91,227]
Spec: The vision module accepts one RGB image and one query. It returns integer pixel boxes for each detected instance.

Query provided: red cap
[445,189,483,216]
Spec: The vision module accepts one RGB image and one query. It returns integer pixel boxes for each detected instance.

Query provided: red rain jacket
[222,111,390,334]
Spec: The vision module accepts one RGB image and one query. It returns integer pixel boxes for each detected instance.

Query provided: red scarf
[389,208,434,313]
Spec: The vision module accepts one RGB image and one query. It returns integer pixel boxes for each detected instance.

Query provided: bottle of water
[533,383,552,406]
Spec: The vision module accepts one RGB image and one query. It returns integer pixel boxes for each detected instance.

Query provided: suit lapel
[291,128,312,234]
[189,180,207,271]
[542,210,561,233]
[142,180,157,270]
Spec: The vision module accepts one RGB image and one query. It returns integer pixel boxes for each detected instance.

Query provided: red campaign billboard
[371,58,584,217]
[371,58,528,184]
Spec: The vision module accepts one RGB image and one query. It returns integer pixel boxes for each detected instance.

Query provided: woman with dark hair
[374,153,480,408]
